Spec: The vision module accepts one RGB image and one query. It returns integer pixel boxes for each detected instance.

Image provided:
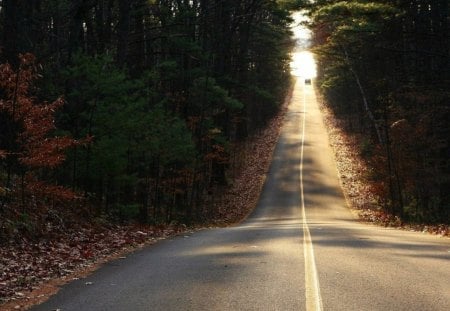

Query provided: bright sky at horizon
[290,11,317,78]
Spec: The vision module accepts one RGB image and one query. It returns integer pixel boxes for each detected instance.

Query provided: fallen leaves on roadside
[0,224,186,306]
[209,86,290,226]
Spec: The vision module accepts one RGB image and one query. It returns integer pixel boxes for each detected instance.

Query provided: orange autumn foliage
[0,53,85,202]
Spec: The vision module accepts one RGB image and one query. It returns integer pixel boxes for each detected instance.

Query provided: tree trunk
[1,0,19,66]
[342,47,383,145]
[117,0,131,68]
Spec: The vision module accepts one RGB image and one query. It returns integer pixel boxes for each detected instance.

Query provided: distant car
[304,79,311,85]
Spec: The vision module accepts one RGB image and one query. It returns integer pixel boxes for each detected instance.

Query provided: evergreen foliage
[310,0,449,223]
[0,0,298,227]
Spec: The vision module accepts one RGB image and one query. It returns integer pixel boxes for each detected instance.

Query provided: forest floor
[1,82,448,311]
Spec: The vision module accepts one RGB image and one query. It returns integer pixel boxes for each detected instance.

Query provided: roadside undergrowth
[318,92,449,237]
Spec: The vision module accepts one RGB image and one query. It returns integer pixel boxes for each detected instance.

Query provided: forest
[0,0,305,239]
[309,0,449,223]
[0,0,448,244]
[1,0,449,306]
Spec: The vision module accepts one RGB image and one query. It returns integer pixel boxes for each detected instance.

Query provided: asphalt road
[32,79,450,311]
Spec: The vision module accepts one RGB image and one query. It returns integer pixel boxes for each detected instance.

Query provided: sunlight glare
[290,51,317,78]
[290,11,317,79]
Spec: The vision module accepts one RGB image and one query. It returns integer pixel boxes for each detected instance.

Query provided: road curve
[32,79,450,311]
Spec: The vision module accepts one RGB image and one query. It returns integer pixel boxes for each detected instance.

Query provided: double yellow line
[299,80,323,311]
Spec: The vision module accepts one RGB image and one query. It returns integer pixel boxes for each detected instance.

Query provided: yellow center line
[300,80,323,311]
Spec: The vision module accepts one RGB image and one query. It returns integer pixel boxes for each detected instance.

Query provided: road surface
[32,79,450,311]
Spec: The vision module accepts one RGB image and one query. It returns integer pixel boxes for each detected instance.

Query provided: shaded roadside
[318,91,449,237]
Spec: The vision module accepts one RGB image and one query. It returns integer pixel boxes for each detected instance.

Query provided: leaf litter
[0,224,186,310]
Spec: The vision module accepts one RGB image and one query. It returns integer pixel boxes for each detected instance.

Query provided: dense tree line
[310,0,449,223]
[0,0,301,234]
